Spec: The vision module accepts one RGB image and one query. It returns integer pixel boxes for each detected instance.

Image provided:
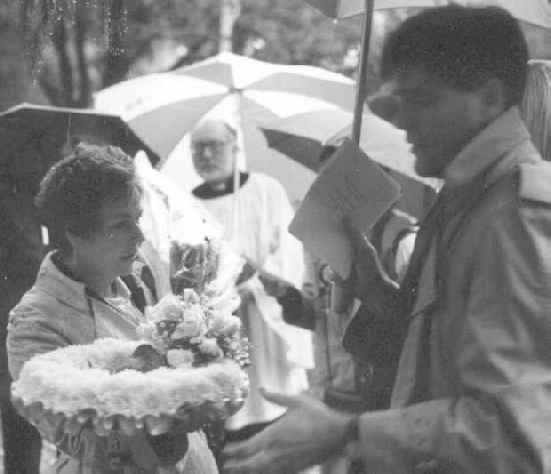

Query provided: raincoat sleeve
[276,252,321,331]
[351,198,551,472]
[7,306,189,471]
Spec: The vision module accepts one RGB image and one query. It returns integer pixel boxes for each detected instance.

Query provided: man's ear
[481,78,506,120]
[64,226,83,249]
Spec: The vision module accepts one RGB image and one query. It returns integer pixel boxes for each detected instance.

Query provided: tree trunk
[51,17,74,106]
[74,0,90,107]
[103,0,129,88]
[0,3,48,111]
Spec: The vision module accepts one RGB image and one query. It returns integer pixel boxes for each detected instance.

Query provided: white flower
[166,349,194,368]
[137,321,156,340]
[198,338,224,360]
[226,338,242,353]
[182,289,200,305]
[148,294,184,322]
[183,306,207,338]
[210,313,241,337]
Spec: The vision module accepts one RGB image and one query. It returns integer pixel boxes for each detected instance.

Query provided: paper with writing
[289,138,402,279]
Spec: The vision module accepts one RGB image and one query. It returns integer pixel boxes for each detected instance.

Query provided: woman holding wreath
[7,143,218,473]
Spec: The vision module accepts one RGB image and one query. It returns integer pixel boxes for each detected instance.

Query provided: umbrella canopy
[94,52,358,163]
[0,103,160,177]
[261,107,440,188]
[305,0,551,28]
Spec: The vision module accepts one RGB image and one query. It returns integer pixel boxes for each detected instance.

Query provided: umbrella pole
[333,0,375,313]
[351,0,375,144]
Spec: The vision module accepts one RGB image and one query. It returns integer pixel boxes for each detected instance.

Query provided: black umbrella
[260,108,440,189]
[0,103,160,178]
[261,128,324,173]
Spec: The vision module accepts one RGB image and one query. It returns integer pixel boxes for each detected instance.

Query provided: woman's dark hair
[35,142,141,252]
[381,5,529,108]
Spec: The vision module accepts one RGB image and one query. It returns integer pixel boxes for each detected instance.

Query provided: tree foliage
[5,0,551,112]
[0,2,48,111]
[7,0,404,109]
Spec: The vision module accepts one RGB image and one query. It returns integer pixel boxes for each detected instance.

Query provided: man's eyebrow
[392,87,431,96]
[110,210,142,220]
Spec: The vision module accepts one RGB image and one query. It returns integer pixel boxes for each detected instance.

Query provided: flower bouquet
[11,235,249,437]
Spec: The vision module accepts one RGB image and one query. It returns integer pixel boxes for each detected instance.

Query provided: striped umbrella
[94,52,358,164]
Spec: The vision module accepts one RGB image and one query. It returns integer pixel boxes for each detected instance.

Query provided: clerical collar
[192,172,250,200]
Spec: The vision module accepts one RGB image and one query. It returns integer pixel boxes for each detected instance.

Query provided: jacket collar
[408,108,540,318]
[35,251,131,313]
[443,106,535,189]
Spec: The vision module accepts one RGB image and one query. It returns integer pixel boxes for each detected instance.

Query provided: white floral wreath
[12,337,248,436]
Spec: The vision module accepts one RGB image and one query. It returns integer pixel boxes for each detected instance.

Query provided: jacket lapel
[410,242,438,317]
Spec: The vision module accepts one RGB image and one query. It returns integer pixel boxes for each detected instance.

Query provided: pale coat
[7,253,217,473]
[354,108,551,472]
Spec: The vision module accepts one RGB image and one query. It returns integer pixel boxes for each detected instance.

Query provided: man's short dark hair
[381,5,529,108]
[35,142,141,252]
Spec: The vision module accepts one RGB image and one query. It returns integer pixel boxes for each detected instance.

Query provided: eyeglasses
[191,140,228,154]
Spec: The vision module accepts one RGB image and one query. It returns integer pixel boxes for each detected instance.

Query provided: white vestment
[194,173,313,429]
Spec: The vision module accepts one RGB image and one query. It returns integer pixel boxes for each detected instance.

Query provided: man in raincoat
[223,5,551,473]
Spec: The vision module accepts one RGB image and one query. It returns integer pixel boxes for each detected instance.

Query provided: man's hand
[344,217,398,306]
[257,270,294,299]
[236,260,257,286]
[223,390,352,473]
[344,217,388,287]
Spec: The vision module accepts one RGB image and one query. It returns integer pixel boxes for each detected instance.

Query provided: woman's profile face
[71,188,144,281]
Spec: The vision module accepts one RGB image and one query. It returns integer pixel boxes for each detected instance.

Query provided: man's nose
[202,146,217,158]
[393,105,414,132]
[134,221,145,244]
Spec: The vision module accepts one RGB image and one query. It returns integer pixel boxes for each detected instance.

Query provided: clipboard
[289,138,402,279]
